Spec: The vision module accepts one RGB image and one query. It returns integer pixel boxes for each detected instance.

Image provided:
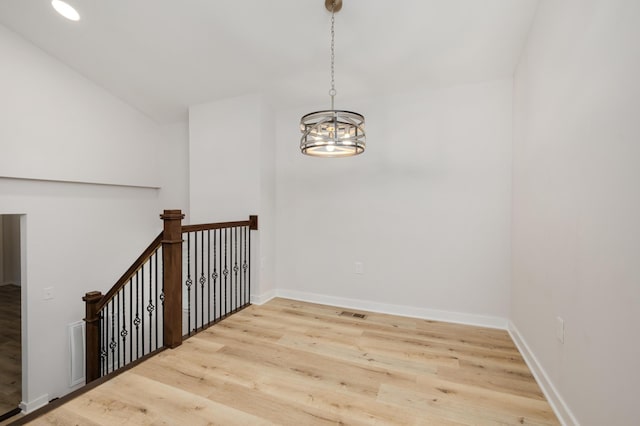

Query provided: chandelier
[300,0,366,157]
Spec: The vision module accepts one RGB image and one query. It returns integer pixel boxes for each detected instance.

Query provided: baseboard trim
[256,289,507,329]
[19,394,49,414]
[250,289,277,305]
[508,321,579,426]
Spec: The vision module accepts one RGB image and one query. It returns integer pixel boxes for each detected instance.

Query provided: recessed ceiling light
[51,0,80,21]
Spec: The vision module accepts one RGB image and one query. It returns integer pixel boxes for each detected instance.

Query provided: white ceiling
[0,0,539,123]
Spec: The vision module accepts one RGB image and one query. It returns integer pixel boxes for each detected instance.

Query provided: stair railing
[83,210,257,383]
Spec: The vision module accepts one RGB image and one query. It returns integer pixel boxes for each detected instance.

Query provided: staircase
[82,210,258,383]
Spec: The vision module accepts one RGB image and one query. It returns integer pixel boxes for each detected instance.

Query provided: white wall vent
[68,320,85,386]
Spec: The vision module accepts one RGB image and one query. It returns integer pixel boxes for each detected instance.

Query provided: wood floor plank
[62,373,274,426]
[378,383,554,426]
[26,298,559,425]
[28,407,102,426]
[131,354,438,426]
[358,331,531,375]
[412,374,557,423]
[436,363,545,401]
[276,333,442,376]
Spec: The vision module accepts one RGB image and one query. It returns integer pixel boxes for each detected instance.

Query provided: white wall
[259,103,277,297]
[189,95,262,224]
[189,94,276,298]
[0,23,189,410]
[512,1,640,424]
[0,24,159,188]
[275,79,513,325]
[158,122,190,220]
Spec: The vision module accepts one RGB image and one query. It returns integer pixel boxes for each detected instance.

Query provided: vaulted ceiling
[0,0,538,122]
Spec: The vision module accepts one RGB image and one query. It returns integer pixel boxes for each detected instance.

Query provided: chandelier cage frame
[299,0,366,158]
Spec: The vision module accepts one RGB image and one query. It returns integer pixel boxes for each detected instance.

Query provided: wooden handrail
[96,232,163,312]
[93,215,259,312]
[182,220,250,233]
[181,215,257,233]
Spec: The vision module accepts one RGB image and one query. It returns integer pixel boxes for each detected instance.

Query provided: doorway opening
[0,214,22,419]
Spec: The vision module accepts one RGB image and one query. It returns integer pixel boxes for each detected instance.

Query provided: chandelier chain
[329,0,336,109]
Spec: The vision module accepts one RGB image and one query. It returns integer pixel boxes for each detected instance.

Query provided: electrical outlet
[44,287,54,301]
[354,262,364,274]
[556,316,564,343]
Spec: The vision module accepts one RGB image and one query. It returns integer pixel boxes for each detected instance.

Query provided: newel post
[83,290,103,383]
[161,209,185,349]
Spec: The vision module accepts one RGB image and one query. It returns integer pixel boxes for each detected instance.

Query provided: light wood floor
[26,298,559,425]
[0,285,21,417]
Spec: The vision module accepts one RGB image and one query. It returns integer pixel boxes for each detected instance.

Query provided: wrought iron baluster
[200,230,205,330]
[100,311,106,376]
[105,309,109,375]
[212,229,218,321]
[229,228,232,315]
[234,226,239,311]
[135,271,140,359]
[186,232,192,335]
[129,277,133,363]
[109,300,116,374]
[159,246,163,347]
[160,248,164,312]
[147,259,154,352]
[238,227,244,306]
[224,228,228,317]
[116,292,120,370]
[194,231,198,333]
[154,250,159,350]
[121,284,128,367]
[243,226,248,305]
[207,230,211,325]
[246,225,250,305]
[141,264,145,355]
